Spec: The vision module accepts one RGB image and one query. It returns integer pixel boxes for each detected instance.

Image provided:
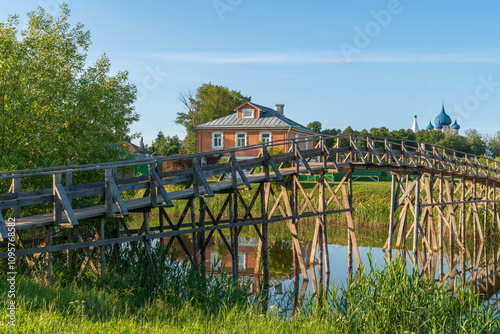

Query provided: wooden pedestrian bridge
[1,134,500,289]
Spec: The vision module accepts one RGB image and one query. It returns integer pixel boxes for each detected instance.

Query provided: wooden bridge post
[461,176,466,244]
[199,197,207,275]
[387,174,397,260]
[64,171,73,270]
[260,182,269,313]
[438,172,444,251]
[473,177,477,246]
[229,190,239,281]
[11,172,21,218]
[99,217,106,276]
[413,173,421,262]
[347,168,354,275]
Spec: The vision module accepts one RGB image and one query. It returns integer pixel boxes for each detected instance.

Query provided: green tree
[150,134,183,156]
[465,129,486,156]
[306,121,322,133]
[0,5,138,170]
[488,131,500,158]
[176,83,250,153]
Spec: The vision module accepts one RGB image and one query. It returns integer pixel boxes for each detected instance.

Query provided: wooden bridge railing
[1,133,499,242]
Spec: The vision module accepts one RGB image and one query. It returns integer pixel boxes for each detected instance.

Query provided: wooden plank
[193,160,214,197]
[0,212,9,240]
[295,146,313,174]
[230,152,252,189]
[150,169,174,206]
[263,149,283,181]
[107,176,129,217]
[55,183,79,226]
[350,138,366,164]
[367,139,383,163]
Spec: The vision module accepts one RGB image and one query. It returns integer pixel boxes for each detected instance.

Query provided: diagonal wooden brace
[230,152,252,189]
[263,149,283,181]
[106,176,129,217]
[193,160,214,197]
[150,169,174,206]
[55,183,79,226]
[295,146,313,175]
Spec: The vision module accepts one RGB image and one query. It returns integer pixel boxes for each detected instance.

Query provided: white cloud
[139,51,500,65]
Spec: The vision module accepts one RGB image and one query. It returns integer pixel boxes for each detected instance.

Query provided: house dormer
[236,102,260,119]
[235,102,282,119]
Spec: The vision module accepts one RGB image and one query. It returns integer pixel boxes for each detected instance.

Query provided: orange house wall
[198,129,293,156]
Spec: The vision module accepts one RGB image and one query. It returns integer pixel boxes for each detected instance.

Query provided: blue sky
[2,0,500,145]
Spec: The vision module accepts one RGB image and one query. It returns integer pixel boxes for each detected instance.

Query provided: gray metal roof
[193,104,314,133]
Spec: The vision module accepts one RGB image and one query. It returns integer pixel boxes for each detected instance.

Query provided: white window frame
[260,131,272,144]
[242,108,254,119]
[235,132,247,147]
[295,134,299,142]
[212,132,224,150]
[238,252,246,271]
[305,136,309,150]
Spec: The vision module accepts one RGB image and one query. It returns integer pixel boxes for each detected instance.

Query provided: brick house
[193,102,317,159]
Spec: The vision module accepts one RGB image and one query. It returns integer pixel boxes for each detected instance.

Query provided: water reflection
[167,232,500,310]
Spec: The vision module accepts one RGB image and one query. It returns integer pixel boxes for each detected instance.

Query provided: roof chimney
[275,104,284,115]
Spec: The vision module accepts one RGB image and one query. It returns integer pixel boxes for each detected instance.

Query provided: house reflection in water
[167,235,315,296]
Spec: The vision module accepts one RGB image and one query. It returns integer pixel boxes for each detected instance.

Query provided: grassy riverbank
[1,246,499,333]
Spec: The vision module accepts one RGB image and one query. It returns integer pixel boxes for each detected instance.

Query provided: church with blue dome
[423,101,460,135]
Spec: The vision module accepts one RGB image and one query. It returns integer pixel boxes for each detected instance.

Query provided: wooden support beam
[0,212,9,240]
[193,160,214,197]
[106,176,129,217]
[263,149,283,181]
[150,169,174,206]
[54,183,79,226]
[295,146,313,175]
[230,152,252,189]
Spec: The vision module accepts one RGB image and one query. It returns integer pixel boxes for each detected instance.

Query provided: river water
[166,222,500,309]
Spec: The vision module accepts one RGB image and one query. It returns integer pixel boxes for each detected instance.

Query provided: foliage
[306,121,322,133]
[315,122,490,157]
[175,83,250,153]
[2,251,499,333]
[0,4,138,171]
[148,134,183,156]
[488,131,500,158]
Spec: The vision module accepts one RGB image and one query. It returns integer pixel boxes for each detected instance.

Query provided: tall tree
[488,131,500,158]
[0,5,138,170]
[176,83,250,153]
[149,134,183,156]
[465,129,486,156]
[306,121,322,133]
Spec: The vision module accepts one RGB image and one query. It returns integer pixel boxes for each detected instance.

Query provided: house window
[260,132,272,144]
[305,137,309,149]
[238,252,246,271]
[236,132,247,147]
[295,134,299,142]
[212,132,223,150]
[242,108,254,118]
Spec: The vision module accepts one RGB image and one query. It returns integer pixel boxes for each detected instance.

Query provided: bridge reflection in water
[1,134,500,313]
[169,233,500,311]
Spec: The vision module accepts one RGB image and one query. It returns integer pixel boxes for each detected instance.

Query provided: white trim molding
[241,108,254,119]
[235,131,247,147]
[259,131,272,144]
[212,131,224,150]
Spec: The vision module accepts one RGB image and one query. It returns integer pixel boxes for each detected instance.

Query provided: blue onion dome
[435,119,443,130]
[451,119,460,130]
[435,102,452,126]
[426,118,434,130]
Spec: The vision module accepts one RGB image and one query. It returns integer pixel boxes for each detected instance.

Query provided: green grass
[1,245,499,333]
